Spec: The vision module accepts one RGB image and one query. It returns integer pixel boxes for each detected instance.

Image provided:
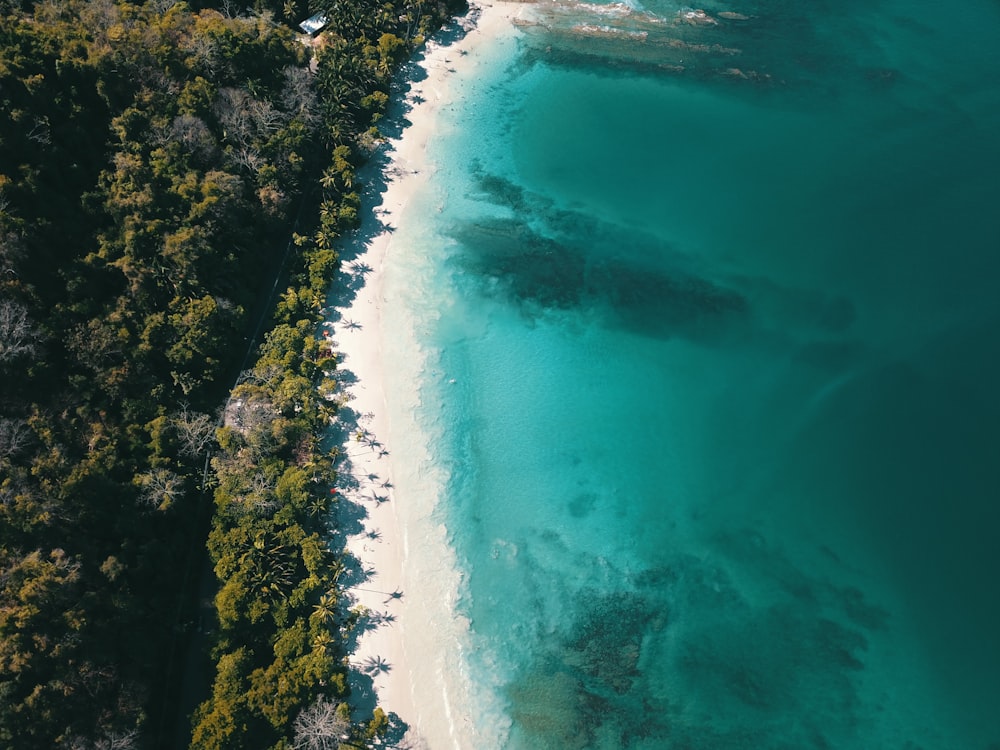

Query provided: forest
[0,0,462,745]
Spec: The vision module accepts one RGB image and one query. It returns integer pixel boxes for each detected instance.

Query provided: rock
[678,8,718,25]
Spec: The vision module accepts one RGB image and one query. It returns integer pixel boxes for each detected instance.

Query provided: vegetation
[0,0,462,746]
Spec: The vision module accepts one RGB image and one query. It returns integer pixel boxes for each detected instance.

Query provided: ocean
[377,0,1000,747]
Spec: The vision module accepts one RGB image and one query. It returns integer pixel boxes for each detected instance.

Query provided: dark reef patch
[452,168,868,360]
[505,588,670,750]
[449,216,748,342]
[501,528,911,749]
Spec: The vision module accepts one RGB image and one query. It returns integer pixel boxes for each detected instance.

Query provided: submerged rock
[678,8,718,25]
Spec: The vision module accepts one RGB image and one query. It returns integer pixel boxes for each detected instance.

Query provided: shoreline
[324,3,523,746]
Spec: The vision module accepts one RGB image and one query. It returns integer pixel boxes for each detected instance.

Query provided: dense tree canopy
[0,0,462,745]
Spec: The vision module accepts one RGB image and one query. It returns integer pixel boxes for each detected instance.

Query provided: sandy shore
[323,3,523,746]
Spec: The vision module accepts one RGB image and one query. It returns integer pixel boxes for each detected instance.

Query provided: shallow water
[382,0,1000,747]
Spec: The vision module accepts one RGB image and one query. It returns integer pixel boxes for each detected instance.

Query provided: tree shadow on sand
[317,11,480,750]
[325,483,366,549]
[319,8,478,313]
[335,551,372,590]
[360,654,392,677]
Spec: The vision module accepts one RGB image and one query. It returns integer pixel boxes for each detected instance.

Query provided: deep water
[383,0,1000,747]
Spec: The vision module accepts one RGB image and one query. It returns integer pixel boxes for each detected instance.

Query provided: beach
[324,4,523,746]
[325,0,1000,746]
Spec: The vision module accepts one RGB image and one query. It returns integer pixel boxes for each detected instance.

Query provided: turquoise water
[386,1,1000,747]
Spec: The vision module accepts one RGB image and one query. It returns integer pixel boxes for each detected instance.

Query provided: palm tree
[312,631,337,654]
[307,495,329,518]
[320,168,338,191]
[314,229,336,251]
[243,532,296,602]
[313,593,338,624]
[319,200,339,223]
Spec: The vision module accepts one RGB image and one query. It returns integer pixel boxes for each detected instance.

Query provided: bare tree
[96,730,140,750]
[291,697,351,750]
[215,87,255,147]
[174,405,217,457]
[182,26,224,77]
[223,392,277,435]
[27,116,52,145]
[62,729,141,750]
[146,0,176,14]
[167,114,218,162]
[216,87,287,147]
[0,300,39,362]
[219,0,241,18]
[281,66,319,127]
[236,364,284,390]
[135,469,185,510]
[0,418,30,459]
[233,146,265,175]
[248,470,279,513]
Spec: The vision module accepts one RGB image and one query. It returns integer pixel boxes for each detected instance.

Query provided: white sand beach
[324,3,523,746]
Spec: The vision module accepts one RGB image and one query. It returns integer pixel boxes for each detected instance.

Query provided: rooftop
[298,12,329,35]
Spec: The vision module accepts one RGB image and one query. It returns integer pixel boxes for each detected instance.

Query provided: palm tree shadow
[335,551,372,589]
[361,654,392,676]
[321,10,475,313]
[320,11,478,747]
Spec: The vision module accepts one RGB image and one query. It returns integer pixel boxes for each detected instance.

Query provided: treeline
[190,0,468,744]
[0,0,461,746]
